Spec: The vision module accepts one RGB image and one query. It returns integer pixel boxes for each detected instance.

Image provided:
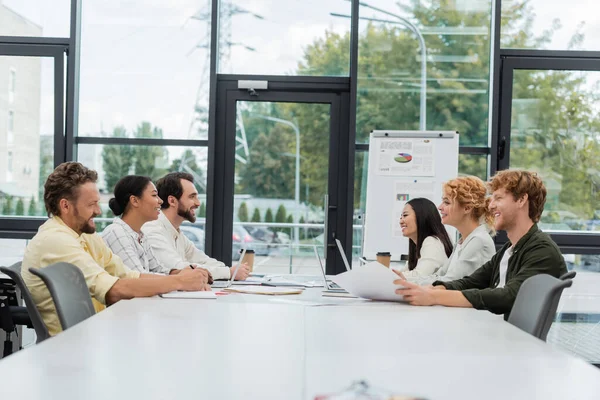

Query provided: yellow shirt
[22,217,140,336]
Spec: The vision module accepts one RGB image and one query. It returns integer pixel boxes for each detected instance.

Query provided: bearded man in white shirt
[143,172,250,281]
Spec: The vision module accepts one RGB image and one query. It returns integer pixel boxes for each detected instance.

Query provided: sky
[3,0,600,146]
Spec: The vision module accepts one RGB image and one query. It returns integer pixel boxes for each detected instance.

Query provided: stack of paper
[331,261,406,302]
[223,286,302,296]
[160,291,217,299]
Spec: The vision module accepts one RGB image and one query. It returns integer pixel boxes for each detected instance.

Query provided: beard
[177,204,197,223]
[75,208,98,234]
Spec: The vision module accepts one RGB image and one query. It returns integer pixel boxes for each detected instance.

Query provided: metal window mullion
[75,137,209,147]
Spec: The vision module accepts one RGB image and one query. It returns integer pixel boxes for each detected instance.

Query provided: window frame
[493,53,600,253]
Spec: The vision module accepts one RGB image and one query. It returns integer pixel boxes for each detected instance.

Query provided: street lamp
[251,114,301,245]
[334,0,427,130]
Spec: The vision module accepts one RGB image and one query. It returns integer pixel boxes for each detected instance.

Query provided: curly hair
[489,169,547,223]
[44,162,98,217]
[443,176,495,233]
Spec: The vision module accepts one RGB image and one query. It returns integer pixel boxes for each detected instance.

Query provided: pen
[189,264,195,269]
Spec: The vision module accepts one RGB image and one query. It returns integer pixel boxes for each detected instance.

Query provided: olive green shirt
[433,224,567,318]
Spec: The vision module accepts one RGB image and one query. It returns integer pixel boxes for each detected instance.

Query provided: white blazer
[401,236,449,279]
[414,224,496,285]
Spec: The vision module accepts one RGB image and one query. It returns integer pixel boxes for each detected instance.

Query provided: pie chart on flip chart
[394,153,413,163]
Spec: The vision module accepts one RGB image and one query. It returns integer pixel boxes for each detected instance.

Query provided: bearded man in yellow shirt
[22,162,210,336]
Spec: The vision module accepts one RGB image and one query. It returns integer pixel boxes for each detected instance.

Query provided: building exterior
[0,3,42,205]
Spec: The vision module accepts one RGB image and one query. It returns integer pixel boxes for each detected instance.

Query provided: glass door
[231,101,331,275]
[209,78,352,275]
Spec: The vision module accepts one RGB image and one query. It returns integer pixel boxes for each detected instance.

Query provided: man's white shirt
[142,212,231,280]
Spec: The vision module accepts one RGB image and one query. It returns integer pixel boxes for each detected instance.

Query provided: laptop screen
[313,246,329,287]
[335,239,351,271]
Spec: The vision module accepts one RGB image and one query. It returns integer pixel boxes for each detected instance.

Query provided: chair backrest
[559,271,576,280]
[29,262,95,332]
[508,274,573,341]
[0,262,50,343]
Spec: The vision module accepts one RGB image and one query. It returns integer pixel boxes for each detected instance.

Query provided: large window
[79,1,212,140]
[497,0,600,365]
[501,0,600,51]
[0,56,55,218]
[0,0,70,37]
[217,0,351,76]
[78,144,208,240]
[350,0,493,259]
[508,69,600,233]
[355,0,492,146]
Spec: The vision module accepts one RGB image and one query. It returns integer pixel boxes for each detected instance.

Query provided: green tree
[251,208,261,222]
[38,135,54,198]
[170,149,207,194]
[97,208,114,232]
[198,203,206,218]
[28,196,37,216]
[238,129,296,199]
[102,126,133,192]
[133,122,168,180]
[15,198,25,215]
[274,204,287,233]
[265,208,274,223]
[2,196,13,215]
[286,214,294,237]
[238,202,249,222]
[299,215,306,240]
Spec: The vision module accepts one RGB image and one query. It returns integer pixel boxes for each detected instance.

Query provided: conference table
[1,285,600,399]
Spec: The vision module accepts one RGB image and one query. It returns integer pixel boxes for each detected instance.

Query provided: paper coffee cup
[376,252,392,267]
[241,249,255,272]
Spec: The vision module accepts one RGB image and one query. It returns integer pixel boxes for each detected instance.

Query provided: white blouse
[401,236,449,279]
[414,224,496,285]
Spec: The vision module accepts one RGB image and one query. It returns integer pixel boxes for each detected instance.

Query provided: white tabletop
[1,288,599,399]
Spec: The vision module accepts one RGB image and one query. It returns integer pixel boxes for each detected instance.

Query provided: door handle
[498,136,506,160]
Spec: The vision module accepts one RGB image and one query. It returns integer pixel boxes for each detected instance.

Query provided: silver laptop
[334,239,352,271]
[314,246,346,292]
[212,248,246,288]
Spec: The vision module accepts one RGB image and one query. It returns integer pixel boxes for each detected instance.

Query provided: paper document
[223,286,302,296]
[160,291,217,299]
[331,262,406,302]
[376,138,435,177]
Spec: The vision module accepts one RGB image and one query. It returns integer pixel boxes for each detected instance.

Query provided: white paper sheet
[376,138,435,177]
[160,291,217,299]
[330,262,406,302]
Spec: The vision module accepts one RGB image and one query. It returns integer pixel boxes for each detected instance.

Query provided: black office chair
[1,268,26,357]
[0,262,50,344]
[29,262,96,332]
[508,274,573,341]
